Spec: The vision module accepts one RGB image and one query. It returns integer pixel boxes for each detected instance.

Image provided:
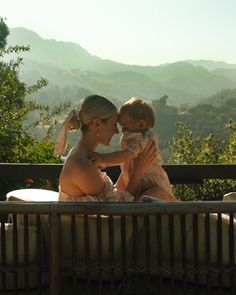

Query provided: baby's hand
[89,152,106,170]
[89,152,102,165]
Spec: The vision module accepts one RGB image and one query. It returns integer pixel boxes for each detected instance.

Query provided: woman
[54,94,157,202]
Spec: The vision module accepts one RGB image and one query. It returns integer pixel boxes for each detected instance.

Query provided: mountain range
[7,27,236,105]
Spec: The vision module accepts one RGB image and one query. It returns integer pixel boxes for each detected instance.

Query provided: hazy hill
[137,62,233,97]
[7,27,236,105]
[204,88,236,106]
[211,68,236,84]
[185,60,236,71]
[8,27,134,73]
[8,27,102,71]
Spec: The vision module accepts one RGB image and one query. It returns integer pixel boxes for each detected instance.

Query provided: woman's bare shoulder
[63,153,105,195]
[63,153,91,174]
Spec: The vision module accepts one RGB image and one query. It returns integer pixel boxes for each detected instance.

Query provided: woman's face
[99,113,119,146]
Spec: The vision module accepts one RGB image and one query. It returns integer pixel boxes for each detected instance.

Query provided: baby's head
[118,97,155,133]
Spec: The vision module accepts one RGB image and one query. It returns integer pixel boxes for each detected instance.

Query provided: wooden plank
[0,163,62,180]
[164,164,236,183]
[0,164,235,183]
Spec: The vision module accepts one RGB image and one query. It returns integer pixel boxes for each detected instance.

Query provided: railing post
[49,203,60,295]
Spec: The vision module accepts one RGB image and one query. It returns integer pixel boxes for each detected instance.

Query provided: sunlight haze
[2,0,236,66]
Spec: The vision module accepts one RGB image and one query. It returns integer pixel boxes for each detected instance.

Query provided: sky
[1,0,236,66]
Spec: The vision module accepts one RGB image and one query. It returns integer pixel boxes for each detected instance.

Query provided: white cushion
[223,192,236,201]
[6,189,58,226]
[6,188,59,202]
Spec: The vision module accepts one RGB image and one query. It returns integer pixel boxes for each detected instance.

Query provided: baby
[92,97,177,202]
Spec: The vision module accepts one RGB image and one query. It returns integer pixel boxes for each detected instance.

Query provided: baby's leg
[139,185,178,202]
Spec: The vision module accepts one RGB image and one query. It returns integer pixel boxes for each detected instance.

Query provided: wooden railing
[0,163,236,294]
[1,201,236,294]
[0,163,236,184]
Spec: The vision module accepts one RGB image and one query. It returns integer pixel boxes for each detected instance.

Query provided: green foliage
[0,18,8,49]
[219,121,236,163]
[151,96,179,160]
[169,121,236,201]
[168,121,199,164]
[0,18,71,199]
[150,91,236,161]
[0,18,70,164]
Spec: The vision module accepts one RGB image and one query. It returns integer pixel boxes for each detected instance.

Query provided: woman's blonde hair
[119,97,155,129]
[54,95,117,155]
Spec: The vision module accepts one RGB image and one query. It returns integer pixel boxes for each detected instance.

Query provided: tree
[0,18,8,49]
[0,17,69,163]
[169,121,199,164]
[0,18,72,199]
[168,121,236,201]
[152,95,179,159]
[219,120,236,163]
